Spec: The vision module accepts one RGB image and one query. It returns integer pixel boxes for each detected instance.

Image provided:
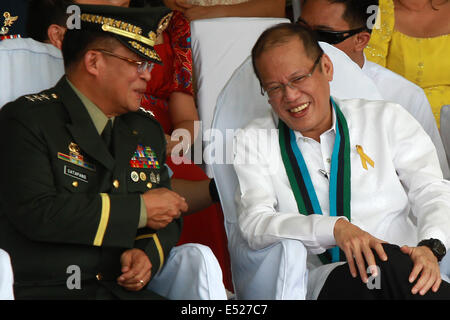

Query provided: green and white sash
[278,98,351,264]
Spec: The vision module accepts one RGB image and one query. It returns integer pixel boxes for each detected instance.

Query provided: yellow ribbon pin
[356,145,374,170]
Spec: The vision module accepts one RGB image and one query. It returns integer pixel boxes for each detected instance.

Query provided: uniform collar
[66,78,114,135]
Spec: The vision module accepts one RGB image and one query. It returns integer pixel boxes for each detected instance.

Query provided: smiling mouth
[289,102,310,113]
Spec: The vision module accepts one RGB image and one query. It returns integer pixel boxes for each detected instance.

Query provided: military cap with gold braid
[76,4,172,64]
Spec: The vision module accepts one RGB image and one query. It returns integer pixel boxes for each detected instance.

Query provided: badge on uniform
[129,144,160,169]
[58,142,96,172]
[1,11,18,36]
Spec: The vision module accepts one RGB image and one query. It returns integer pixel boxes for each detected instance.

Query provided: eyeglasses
[314,27,367,44]
[297,18,366,45]
[261,53,322,99]
[92,49,154,74]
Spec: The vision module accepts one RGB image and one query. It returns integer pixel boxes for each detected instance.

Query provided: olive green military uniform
[0,77,181,299]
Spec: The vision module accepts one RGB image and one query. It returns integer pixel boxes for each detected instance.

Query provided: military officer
[0,5,225,300]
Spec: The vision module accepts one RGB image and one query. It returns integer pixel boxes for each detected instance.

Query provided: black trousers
[318,244,450,300]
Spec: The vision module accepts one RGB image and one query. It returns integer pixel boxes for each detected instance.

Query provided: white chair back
[190,17,290,177]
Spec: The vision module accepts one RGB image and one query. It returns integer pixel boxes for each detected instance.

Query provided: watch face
[433,240,446,257]
[419,239,446,261]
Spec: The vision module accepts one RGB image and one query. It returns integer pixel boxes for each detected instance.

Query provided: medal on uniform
[139,172,147,181]
[131,171,139,182]
[129,144,160,169]
[57,142,96,172]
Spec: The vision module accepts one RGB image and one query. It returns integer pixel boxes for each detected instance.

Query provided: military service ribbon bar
[130,144,160,169]
[57,151,96,172]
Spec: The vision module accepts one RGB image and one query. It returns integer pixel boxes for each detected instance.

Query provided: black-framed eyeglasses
[92,49,154,74]
[297,18,366,45]
[314,27,367,44]
[261,53,323,99]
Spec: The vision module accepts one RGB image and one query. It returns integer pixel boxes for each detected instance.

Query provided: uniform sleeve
[0,108,141,249]
[134,218,183,280]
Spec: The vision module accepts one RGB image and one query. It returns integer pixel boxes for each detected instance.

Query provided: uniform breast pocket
[126,168,162,193]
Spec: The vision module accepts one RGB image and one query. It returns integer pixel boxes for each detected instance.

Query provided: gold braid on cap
[156,12,173,37]
[81,13,157,47]
[128,41,161,62]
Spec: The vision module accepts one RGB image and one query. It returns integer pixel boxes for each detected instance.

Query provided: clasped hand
[142,187,188,229]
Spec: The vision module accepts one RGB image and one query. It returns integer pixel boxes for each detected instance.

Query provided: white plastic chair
[210,42,383,299]
[440,105,450,166]
[0,249,14,300]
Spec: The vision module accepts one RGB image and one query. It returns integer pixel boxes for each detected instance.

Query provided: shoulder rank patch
[24,93,59,103]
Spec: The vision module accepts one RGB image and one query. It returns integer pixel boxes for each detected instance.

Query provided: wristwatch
[417,238,447,262]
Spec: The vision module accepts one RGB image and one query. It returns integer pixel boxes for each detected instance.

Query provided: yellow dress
[365,0,450,127]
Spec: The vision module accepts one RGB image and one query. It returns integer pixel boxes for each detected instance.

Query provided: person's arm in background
[164,0,286,20]
[166,91,199,155]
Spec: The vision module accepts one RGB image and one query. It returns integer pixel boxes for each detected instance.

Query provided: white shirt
[0,38,64,108]
[0,249,14,300]
[361,55,450,179]
[233,97,450,298]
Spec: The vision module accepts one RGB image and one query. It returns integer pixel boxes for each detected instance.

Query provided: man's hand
[118,249,152,291]
[142,188,188,229]
[400,245,442,295]
[334,218,388,283]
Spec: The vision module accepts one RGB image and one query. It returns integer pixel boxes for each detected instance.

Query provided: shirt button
[113,180,120,189]
[147,182,153,189]
[326,158,331,163]
[96,273,103,281]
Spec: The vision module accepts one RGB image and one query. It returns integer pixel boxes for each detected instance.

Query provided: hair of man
[303,0,379,32]
[26,0,76,42]
[251,23,324,85]
[61,28,120,71]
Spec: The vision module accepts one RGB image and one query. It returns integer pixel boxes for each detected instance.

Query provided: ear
[47,24,66,50]
[320,53,334,82]
[353,31,371,52]
[83,50,102,77]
